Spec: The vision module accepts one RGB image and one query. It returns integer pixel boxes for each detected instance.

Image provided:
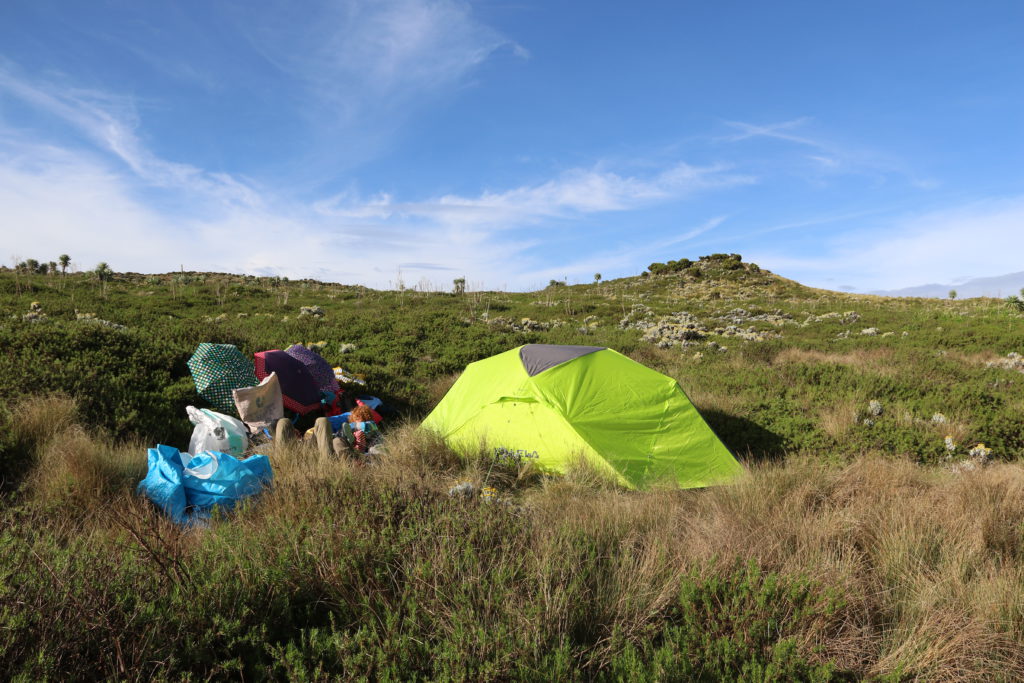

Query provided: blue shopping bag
[138,445,272,525]
[182,451,273,513]
[137,444,189,524]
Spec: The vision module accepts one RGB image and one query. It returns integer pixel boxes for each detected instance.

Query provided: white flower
[968,443,992,461]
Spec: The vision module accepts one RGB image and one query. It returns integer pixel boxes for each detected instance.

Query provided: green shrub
[605,562,841,681]
[0,322,192,447]
[0,403,23,493]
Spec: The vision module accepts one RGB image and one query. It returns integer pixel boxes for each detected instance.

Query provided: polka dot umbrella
[187,343,258,414]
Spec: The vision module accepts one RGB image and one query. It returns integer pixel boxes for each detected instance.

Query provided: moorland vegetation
[2,254,1024,680]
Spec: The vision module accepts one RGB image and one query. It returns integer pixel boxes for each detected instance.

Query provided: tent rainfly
[422,344,744,489]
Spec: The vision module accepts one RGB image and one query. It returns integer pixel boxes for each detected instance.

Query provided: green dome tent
[422,344,744,489]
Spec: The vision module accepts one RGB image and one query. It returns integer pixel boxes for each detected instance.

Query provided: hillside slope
[3,253,1022,470]
[3,254,1024,679]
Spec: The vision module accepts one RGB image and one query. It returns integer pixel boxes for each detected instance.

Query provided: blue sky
[1,1,1022,291]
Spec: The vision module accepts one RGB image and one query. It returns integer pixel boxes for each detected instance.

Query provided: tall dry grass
[773,347,899,376]
[818,397,861,439]
[12,396,145,507]
[5,396,1024,679]
[521,453,1024,678]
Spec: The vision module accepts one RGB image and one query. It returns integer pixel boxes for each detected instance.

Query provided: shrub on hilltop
[646,253,752,276]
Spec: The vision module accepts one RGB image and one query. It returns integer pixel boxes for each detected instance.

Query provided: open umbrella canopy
[285,344,340,394]
[187,343,258,414]
[254,350,321,415]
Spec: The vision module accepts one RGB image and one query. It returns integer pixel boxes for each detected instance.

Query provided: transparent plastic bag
[187,406,249,456]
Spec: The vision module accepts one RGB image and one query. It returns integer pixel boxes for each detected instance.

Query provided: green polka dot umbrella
[187,343,258,414]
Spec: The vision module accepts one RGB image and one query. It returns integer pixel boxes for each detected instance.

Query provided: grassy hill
[2,255,1024,679]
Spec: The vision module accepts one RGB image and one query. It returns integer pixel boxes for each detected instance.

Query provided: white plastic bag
[187,406,249,456]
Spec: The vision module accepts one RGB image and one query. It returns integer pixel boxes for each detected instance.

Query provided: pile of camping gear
[137,343,386,524]
[139,340,746,523]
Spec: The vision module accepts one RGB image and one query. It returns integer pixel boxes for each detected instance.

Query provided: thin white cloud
[0,139,481,282]
[1,1,527,197]
[720,117,936,188]
[749,197,1024,291]
[720,117,818,146]
[729,207,891,240]
[808,155,840,168]
[0,66,261,207]
[335,0,508,88]
[0,144,185,271]
[315,164,753,227]
[239,0,524,117]
[513,216,729,285]
[289,164,748,284]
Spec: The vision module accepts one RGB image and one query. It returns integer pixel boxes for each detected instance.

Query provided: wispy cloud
[0,143,187,269]
[720,117,936,188]
[1,1,526,189]
[238,0,525,119]
[0,65,261,207]
[315,164,752,226]
[748,196,1024,291]
[728,207,891,240]
[512,216,729,285]
[720,117,818,146]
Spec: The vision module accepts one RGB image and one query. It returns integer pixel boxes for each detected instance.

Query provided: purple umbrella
[285,344,340,394]
[254,350,321,415]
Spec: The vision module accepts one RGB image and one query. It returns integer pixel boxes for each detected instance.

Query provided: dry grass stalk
[819,398,860,438]
[685,387,747,416]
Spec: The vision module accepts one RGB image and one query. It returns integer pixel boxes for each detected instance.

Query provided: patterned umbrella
[254,350,322,415]
[285,344,340,394]
[187,343,258,414]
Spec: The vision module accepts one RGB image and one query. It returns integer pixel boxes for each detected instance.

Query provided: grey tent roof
[519,344,606,377]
